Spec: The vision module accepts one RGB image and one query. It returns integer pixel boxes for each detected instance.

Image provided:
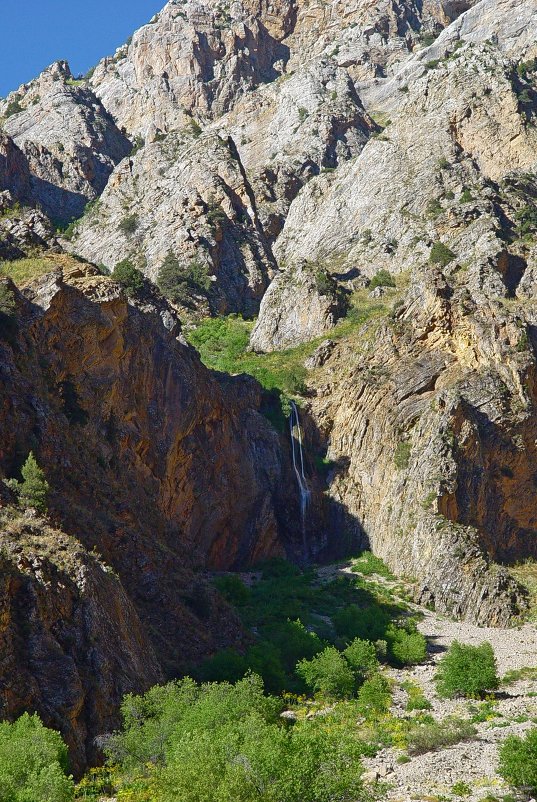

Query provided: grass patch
[509,560,537,622]
[502,666,537,685]
[186,289,393,398]
[351,551,395,580]
[0,256,58,286]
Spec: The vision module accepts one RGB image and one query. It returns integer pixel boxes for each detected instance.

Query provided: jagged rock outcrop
[0,510,161,774]
[250,261,348,351]
[67,131,275,315]
[0,133,31,202]
[220,60,375,239]
[89,0,297,136]
[0,61,131,222]
[275,40,537,276]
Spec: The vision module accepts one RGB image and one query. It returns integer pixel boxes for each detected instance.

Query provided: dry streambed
[349,568,537,802]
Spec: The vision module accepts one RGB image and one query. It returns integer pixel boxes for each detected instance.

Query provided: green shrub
[0,713,74,801]
[196,649,248,684]
[459,189,474,204]
[334,604,391,642]
[4,95,23,118]
[118,214,138,235]
[343,638,379,683]
[451,781,472,796]
[369,269,396,290]
[107,674,368,802]
[394,441,411,469]
[157,251,211,305]
[0,282,16,317]
[386,621,427,666]
[112,259,145,295]
[515,204,537,238]
[407,716,476,754]
[296,646,355,699]
[402,680,432,711]
[0,282,17,340]
[435,641,499,698]
[499,727,537,795]
[244,641,287,694]
[130,135,145,155]
[315,269,339,297]
[261,619,322,673]
[429,241,455,266]
[357,673,391,718]
[213,575,250,606]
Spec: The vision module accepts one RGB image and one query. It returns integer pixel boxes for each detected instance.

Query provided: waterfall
[289,401,310,559]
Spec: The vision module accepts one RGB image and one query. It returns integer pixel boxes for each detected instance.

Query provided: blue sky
[0,1,165,97]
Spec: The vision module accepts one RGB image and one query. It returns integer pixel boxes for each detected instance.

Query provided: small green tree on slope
[18,452,50,513]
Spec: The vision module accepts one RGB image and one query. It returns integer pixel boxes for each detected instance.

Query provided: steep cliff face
[89,0,297,136]
[65,132,275,315]
[275,40,537,274]
[0,266,298,692]
[304,263,533,624]
[0,509,161,775]
[0,0,536,658]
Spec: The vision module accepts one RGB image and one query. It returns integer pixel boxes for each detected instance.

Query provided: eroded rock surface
[1,61,130,222]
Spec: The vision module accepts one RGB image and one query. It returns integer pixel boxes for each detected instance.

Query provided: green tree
[386,621,427,666]
[333,604,390,642]
[157,251,211,305]
[107,674,368,802]
[0,713,74,802]
[498,727,537,795]
[369,269,396,290]
[112,259,145,296]
[343,638,379,683]
[435,641,499,698]
[261,619,322,673]
[214,574,251,606]
[357,673,392,718]
[296,646,355,699]
[18,452,50,513]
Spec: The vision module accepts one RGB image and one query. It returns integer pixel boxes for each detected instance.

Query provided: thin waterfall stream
[289,401,311,560]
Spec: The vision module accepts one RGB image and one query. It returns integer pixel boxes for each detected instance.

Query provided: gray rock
[250,262,347,352]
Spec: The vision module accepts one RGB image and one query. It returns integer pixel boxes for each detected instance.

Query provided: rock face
[305,262,534,625]
[0,61,130,222]
[250,261,348,351]
[0,510,161,775]
[275,40,537,275]
[66,132,275,315]
[0,263,307,765]
[89,0,297,136]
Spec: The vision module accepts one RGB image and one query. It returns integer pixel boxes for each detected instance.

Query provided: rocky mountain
[0,0,537,777]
